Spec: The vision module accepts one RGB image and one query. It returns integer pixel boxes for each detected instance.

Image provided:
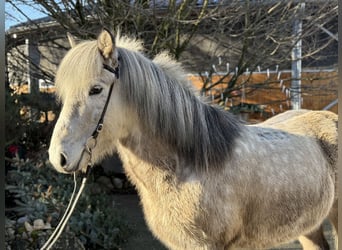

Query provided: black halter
[80,61,119,176]
[89,62,119,140]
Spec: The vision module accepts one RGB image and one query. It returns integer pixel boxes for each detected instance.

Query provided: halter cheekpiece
[85,61,120,163]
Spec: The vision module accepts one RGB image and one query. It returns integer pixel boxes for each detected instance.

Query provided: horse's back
[258,110,338,168]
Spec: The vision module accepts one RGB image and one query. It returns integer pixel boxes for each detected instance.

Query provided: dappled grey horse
[49,29,338,250]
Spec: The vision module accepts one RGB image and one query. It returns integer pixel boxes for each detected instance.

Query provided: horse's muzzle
[49,151,78,174]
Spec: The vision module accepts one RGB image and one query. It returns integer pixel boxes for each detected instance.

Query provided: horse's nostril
[60,153,67,167]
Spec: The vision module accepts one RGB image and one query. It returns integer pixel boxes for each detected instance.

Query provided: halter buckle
[96,123,103,132]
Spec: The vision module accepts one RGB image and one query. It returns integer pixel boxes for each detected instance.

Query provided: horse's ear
[97,28,115,59]
[67,32,77,48]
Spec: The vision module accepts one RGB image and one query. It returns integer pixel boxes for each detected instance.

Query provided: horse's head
[49,29,131,173]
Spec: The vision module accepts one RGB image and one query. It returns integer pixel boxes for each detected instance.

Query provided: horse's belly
[232,170,335,248]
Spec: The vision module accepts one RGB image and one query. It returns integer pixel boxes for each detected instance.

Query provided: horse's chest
[140,187,208,248]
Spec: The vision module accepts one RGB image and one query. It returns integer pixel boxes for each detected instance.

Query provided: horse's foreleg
[298,226,330,250]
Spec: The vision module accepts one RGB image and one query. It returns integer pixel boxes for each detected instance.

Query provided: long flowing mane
[116,36,242,172]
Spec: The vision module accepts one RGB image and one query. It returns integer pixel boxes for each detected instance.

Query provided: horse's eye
[89,85,103,96]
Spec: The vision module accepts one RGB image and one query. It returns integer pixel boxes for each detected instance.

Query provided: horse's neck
[116,133,178,194]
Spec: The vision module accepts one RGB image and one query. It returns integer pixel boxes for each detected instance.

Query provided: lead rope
[41,62,118,250]
[40,173,78,250]
[40,143,93,250]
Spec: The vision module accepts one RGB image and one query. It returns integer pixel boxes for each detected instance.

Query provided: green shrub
[5,153,133,249]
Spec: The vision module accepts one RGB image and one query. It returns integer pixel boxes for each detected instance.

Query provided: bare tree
[6,0,337,70]
[7,0,211,58]
[189,0,338,116]
[5,0,338,120]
